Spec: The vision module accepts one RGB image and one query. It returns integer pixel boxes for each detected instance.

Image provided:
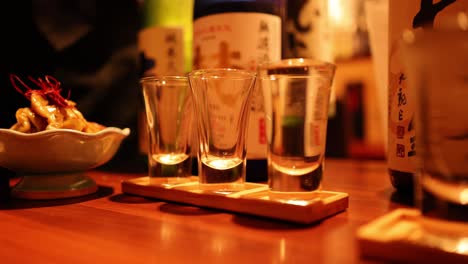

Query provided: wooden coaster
[357,208,468,264]
[121,176,348,224]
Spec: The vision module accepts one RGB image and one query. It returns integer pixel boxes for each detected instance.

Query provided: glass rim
[140,75,188,84]
[258,58,336,76]
[188,68,257,79]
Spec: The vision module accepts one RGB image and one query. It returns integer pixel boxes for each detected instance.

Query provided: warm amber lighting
[279,239,286,262]
[327,0,360,59]
[328,0,344,27]
[460,189,468,205]
[458,12,468,30]
[456,238,468,254]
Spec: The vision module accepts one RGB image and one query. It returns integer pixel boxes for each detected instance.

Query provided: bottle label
[138,26,185,154]
[138,26,185,77]
[193,12,281,159]
[388,1,419,173]
[388,71,416,172]
[283,0,332,62]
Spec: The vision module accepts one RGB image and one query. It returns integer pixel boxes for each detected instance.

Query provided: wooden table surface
[0,158,413,264]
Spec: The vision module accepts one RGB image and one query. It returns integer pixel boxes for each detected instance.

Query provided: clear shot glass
[259,58,336,197]
[188,68,257,194]
[141,76,194,186]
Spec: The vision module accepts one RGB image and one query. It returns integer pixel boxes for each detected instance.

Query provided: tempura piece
[10,107,47,133]
[9,74,106,133]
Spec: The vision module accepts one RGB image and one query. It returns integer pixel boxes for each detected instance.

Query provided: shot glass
[188,68,256,193]
[401,29,468,229]
[259,58,336,195]
[141,76,193,184]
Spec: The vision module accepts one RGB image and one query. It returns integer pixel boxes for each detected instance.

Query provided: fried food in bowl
[9,74,106,133]
[0,74,131,199]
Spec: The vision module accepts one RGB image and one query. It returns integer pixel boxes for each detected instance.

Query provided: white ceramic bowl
[0,127,130,173]
[0,127,130,199]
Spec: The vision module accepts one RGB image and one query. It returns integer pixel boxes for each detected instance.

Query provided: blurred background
[0,0,388,172]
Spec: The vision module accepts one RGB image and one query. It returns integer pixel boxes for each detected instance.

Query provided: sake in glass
[188,68,256,194]
[259,58,336,196]
[141,76,193,185]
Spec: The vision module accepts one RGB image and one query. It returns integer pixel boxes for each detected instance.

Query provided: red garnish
[10,74,71,107]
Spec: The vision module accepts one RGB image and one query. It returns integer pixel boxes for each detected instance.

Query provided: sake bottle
[192,0,283,182]
[387,0,463,193]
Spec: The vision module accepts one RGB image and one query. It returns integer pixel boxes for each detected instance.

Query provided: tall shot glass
[141,76,193,185]
[188,68,256,193]
[259,58,336,195]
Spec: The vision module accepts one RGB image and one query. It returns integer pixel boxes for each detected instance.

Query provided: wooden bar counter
[0,159,412,263]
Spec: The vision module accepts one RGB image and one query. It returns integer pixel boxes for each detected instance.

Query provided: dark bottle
[282,1,345,159]
[192,0,284,182]
[282,0,332,61]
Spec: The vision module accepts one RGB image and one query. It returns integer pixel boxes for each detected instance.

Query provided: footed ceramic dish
[0,127,130,199]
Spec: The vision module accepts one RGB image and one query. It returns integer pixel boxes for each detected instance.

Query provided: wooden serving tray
[357,208,468,264]
[121,176,348,224]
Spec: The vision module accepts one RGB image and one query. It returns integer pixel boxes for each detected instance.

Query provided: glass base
[197,182,245,195]
[148,176,193,188]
